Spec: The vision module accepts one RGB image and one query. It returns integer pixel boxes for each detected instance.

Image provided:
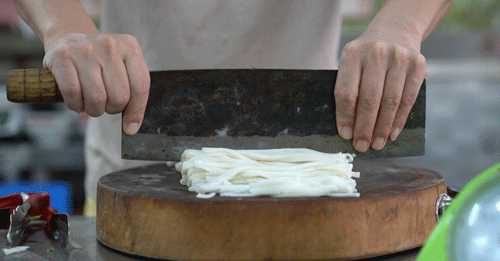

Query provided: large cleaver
[7,68,425,160]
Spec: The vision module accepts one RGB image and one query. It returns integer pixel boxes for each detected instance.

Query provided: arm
[334,0,452,152]
[16,0,150,135]
[16,0,97,49]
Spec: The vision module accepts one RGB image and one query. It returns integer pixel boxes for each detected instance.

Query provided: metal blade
[122,69,425,160]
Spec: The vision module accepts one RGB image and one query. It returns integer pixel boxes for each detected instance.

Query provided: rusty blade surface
[122,69,425,161]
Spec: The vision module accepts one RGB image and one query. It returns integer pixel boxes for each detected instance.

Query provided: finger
[122,40,150,135]
[371,49,409,150]
[96,35,131,114]
[353,44,388,152]
[334,42,362,140]
[75,61,107,117]
[102,60,130,114]
[49,58,84,112]
[391,54,427,141]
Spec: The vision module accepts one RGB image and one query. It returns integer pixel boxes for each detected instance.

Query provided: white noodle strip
[175,148,360,198]
[2,246,30,255]
[197,192,216,199]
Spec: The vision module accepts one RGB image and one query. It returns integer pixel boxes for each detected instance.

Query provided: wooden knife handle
[7,68,63,103]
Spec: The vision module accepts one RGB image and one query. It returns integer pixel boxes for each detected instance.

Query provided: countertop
[0,216,419,261]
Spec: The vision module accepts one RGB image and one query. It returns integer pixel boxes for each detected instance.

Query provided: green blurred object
[443,0,500,30]
[342,0,500,31]
[417,163,500,261]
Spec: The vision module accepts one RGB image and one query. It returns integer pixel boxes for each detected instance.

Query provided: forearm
[364,0,452,50]
[16,0,98,49]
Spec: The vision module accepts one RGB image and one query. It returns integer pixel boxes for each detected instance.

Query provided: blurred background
[0,0,498,214]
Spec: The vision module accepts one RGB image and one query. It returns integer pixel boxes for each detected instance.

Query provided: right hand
[43,33,150,135]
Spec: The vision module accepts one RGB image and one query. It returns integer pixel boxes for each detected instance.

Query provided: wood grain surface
[96,163,446,261]
[7,68,62,103]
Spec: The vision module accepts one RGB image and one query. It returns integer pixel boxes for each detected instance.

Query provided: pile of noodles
[175,148,360,198]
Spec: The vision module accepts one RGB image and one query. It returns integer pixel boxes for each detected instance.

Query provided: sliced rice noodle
[174,148,360,198]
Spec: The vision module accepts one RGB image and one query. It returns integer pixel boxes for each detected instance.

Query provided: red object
[0,192,57,231]
[27,193,56,227]
[0,194,23,209]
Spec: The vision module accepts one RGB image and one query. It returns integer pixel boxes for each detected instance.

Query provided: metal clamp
[436,193,453,221]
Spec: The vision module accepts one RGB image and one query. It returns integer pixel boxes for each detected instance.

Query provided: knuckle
[53,46,72,61]
[337,111,355,122]
[98,35,116,51]
[87,91,107,107]
[107,93,130,112]
[120,34,139,47]
[358,98,378,111]
[132,81,150,96]
[335,89,357,106]
[393,47,410,65]
[116,92,131,106]
[369,41,388,58]
[121,34,142,56]
[93,94,107,106]
[355,132,372,142]
[381,96,400,111]
[344,41,359,51]
[413,54,427,75]
[401,94,417,107]
[372,125,388,136]
[414,53,427,67]
[407,75,422,87]
[340,42,361,65]
[76,42,94,55]
[342,41,360,57]
[62,83,80,97]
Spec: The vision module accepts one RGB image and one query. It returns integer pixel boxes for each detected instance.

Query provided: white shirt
[85,0,343,200]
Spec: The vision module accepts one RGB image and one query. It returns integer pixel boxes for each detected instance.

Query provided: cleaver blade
[122,69,425,161]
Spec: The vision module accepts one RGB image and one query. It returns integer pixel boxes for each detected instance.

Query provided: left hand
[334,32,427,152]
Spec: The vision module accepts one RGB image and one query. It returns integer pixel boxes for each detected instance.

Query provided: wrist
[362,17,424,51]
[43,26,98,51]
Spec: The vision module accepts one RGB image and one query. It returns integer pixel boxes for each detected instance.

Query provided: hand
[43,33,150,135]
[334,32,427,152]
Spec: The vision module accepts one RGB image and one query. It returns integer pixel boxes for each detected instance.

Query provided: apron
[85,0,343,215]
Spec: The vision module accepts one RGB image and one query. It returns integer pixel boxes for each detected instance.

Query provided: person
[16,0,451,215]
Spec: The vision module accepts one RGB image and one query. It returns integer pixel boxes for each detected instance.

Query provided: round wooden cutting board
[96,162,446,261]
